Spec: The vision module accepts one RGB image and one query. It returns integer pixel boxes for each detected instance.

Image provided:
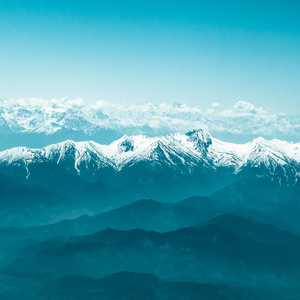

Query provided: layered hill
[2,215,300,300]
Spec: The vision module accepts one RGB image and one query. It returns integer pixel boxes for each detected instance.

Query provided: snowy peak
[117,136,135,153]
[186,129,212,152]
[0,131,299,183]
[0,146,36,163]
[245,138,299,165]
[0,98,299,150]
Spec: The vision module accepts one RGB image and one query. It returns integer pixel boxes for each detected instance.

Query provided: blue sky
[0,0,299,113]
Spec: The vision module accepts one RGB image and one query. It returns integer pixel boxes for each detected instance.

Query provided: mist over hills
[0,271,258,300]
[0,129,299,230]
[0,116,299,298]
[0,190,299,299]
[1,0,299,296]
[1,214,300,300]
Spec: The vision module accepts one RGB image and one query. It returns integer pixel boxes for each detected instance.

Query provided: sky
[0,0,299,114]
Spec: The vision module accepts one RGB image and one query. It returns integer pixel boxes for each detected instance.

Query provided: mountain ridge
[0,98,299,149]
[0,129,299,182]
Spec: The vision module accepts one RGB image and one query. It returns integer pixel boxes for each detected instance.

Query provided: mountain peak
[0,132,299,185]
[186,129,212,152]
[118,136,135,153]
[0,98,299,151]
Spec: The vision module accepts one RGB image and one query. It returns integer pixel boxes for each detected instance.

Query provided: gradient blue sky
[0,0,299,113]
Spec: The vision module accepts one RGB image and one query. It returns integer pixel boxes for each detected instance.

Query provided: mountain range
[0,98,299,149]
[0,123,300,299]
[1,213,300,300]
[1,129,299,183]
[0,129,299,230]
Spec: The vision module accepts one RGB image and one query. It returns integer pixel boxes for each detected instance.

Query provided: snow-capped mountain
[0,98,299,150]
[0,129,299,187]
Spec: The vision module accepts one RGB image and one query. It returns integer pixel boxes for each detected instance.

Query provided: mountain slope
[0,172,73,227]
[0,271,258,300]
[0,197,219,244]
[0,195,292,263]
[0,130,299,203]
[4,216,300,298]
[211,177,300,234]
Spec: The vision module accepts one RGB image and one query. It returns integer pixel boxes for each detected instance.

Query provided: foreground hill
[2,215,300,298]
[0,271,263,300]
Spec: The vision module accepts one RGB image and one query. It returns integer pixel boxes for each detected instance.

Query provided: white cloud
[0,97,299,140]
[211,102,220,107]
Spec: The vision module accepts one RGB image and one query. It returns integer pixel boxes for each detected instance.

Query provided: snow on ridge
[0,131,299,174]
[0,97,299,140]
